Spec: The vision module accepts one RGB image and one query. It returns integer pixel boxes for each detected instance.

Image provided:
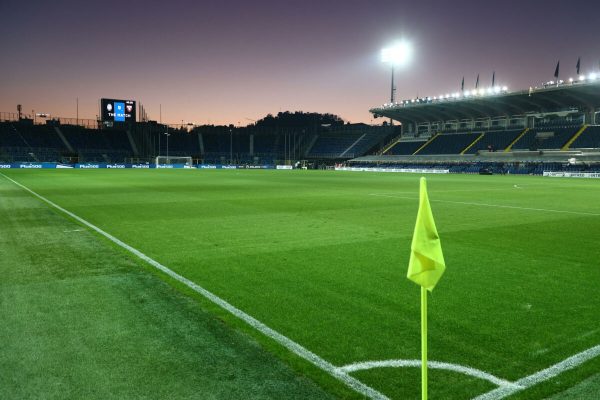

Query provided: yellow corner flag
[407,177,446,291]
[407,177,446,400]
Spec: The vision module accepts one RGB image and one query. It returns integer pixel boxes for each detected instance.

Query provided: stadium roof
[370,80,600,124]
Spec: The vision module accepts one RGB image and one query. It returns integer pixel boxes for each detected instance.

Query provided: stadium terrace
[3,79,600,175]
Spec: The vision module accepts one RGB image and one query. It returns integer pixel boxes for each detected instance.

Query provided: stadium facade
[359,79,600,174]
[1,79,600,174]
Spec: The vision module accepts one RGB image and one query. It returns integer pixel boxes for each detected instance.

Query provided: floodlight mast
[391,64,396,105]
[381,41,412,127]
[164,131,170,163]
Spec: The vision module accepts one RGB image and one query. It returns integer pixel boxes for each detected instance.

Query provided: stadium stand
[162,129,201,157]
[570,125,600,149]
[253,132,279,156]
[307,124,391,158]
[416,132,481,155]
[386,140,427,155]
[3,79,600,172]
[0,123,65,162]
[360,79,600,173]
[60,125,133,162]
[509,126,580,151]
[464,129,523,154]
[0,119,395,164]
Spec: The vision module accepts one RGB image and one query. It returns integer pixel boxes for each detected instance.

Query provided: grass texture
[1,169,599,399]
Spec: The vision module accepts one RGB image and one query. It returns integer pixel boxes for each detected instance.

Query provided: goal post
[155,156,194,167]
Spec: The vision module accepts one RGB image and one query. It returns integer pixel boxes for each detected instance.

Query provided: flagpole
[409,176,444,400]
[421,286,428,400]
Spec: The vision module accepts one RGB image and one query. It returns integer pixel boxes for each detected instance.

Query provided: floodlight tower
[164,131,170,163]
[229,128,233,165]
[381,41,412,126]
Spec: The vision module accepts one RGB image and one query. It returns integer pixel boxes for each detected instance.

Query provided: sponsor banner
[19,164,43,169]
[276,165,293,170]
[75,163,145,169]
[543,171,600,178]
[335,167,449,174]
[239,165,273,169]
[76,164,101,169]
[0,163,58,169]
[155,164,188,169]
[197,164,273,169]
[0,162,265,170]
[15,162,57,169]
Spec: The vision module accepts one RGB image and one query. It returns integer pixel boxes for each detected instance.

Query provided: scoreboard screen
[101,98,136,122]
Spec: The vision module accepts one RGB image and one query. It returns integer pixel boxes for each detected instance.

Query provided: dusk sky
[1,0,599,126]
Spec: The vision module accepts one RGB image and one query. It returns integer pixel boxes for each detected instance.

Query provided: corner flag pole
[407,177,446,400]
[421,286,428,400]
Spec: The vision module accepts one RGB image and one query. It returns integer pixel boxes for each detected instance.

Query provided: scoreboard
[100,98,136,122]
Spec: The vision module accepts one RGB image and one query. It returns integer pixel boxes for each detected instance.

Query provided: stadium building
[1,79,600,174]
[360,78,600,174]
[0,111,396,168]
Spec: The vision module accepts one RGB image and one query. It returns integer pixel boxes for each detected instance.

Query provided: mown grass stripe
[0,172,388,400]
[472,345,600,400]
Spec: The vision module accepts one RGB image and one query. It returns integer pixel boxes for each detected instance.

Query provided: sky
[1,0,599,126]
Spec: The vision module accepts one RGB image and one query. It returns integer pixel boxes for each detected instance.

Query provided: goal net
[155,156,194,167]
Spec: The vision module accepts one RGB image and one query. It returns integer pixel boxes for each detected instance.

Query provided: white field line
[337,359,520,389]
[0,173,388,400]
[369,193,600,217]
[6,172,600,400]
[374,188,520,195]
[472,344,600,400]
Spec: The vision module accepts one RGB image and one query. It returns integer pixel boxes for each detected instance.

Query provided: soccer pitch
[2,169,600,399]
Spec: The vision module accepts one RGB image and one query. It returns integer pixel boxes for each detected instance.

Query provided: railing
[54,118,99,129]
[0,112,99,129]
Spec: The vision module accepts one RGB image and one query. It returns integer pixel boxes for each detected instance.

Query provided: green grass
[2,169,600,400]
[547,373,600,399]
[0,175,333,400]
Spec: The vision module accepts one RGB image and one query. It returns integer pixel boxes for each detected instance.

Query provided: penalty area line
[368,193,600,217]
[337,359,520,389]
[0,173,388,400]
[472,344,600,400]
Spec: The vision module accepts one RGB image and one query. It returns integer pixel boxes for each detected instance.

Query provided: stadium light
[381,41,412,66]
[590,73,597,80]
[381,40,412,123]
[579,75,586,81]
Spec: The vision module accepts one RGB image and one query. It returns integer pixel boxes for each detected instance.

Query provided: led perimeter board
[101,98,136,122]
